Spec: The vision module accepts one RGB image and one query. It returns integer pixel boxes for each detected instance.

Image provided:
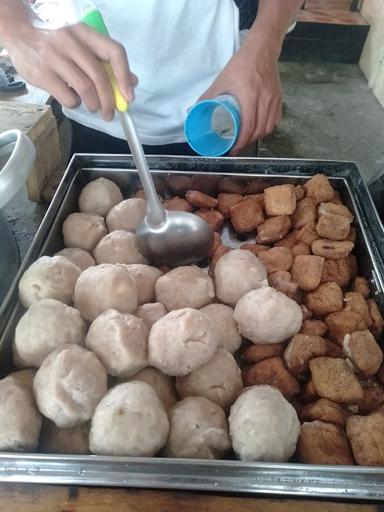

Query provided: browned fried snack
[190,175,220,195]
[291,255,325,292]
[367,299,384,339]
[294,185,305,201]
[244,180,267,195]
[274,231,298,249]
[305,282,344,318]
[256,216,292,245]
[300,304,312,320]
[218,177,247,194]
[301,319,328,337]
[295,223,318,246]
[325,311,368,345]
[301,399,347,427]
[303,174,335,204]
[284,334,327,375]
[230,198,264,233]
[158,265,171,274]
[264,184,296,216]
[346,227,357,243]
[299,379,318,404]
[241,342,286,364]
[329,190,343,205]
[320,258,351,288]
[347,254,358,279]
[242,357,300,398]
[216,193,243,218]
[240,243,269,256]
[185,190,218,209]
[346,411,384,466]
[352,277,370,299]
[377,364,384,386]
[309,357,363,404]
[245,194,265,211]
[210,245,232,267]
[318,202,354,221]
[291,198,317,229]
[356,379,384,414]
[258,247,293,274]
[312,240,354,260]
[343,330,383,377]
[165,175,193,194]
[344,292,372,327]
[324,338,344,358]
[292,243,311,257]
[134,189,146,200]
[163,196,194,212]
[268,271,301,302]
[208,232,222,258]
[195,209,224,232]
[316,213,351,241]
[297,421,354,465]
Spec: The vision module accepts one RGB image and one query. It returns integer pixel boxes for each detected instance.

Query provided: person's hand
[199,37,282,155]
[5,22,137,121]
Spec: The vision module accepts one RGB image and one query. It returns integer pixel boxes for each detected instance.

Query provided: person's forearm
[0,0,34,45]
[244,0,303,57]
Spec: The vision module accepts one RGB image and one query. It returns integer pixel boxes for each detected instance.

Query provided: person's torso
[64,0,240,145]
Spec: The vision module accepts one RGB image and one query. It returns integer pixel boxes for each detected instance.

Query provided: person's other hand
[6,23,137,121]
[199,40,282,155]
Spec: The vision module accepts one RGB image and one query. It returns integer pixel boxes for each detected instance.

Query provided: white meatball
[148,308,217,376]
[5,369,36,390]
[63,212,107,252]
[200,304,242,354]
[14,298,87,368]
[55,247,95,271]
[85,309,148,378]
[79,177,123,216]
[126,366,177,410]
[39,419,89,454]
[155,266,215,311]
[90,381,169,456]
[214,249,267,306]
[34,345,107,428]
[0,378,42,451]
[176,349,243,411]
[135,302,168,330]
[120,264,163,305]
[73,264,138,321]
[164,397,230,459]
[229,385,300,462]
[18,256,80,308]
[93,230,148,265]
[234,286,302,344]
[106,198,146,232]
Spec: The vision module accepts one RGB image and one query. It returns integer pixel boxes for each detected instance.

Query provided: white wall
[360,0,384,107]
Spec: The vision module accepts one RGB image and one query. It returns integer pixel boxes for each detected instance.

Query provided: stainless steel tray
[1,154,384,499]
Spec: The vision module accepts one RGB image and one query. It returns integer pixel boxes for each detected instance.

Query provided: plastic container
[184,94,241,157]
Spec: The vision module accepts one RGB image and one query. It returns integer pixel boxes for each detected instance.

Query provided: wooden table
[0,484,380,512]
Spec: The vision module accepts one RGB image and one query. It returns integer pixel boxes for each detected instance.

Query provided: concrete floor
[261,62,384,186]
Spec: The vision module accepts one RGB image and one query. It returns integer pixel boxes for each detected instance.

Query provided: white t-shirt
[62,0,240,145]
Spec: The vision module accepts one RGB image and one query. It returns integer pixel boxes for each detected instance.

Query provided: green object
[82,9,109,36]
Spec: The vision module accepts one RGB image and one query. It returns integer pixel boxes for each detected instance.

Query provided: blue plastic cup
[184,94,241,156]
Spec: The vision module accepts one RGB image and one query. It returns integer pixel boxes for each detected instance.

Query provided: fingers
[42,73,81,109]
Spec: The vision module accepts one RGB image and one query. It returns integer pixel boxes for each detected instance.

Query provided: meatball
[176,349,243,411]
[93,230,148,265]
[90,381,169,456]
[234,286,302,344]
[214,249,267,307]
[85,309,148,379]
[34,345,107,428]
[229,385,300,462]
[125,366,178,410]
[63,212,107,252]
[106,198,146,232]
[73,264,138,321]
[39,420,89,454]
[120,264,163,305]
[18,256,80,308]
[0,378,42,452]
[164,396,230,459]
[135,302,168,330]
[78,177,123,216]
[155,266,215,311]
[199,303,242,354]
[14,298,87,368]
[148,308,217,376]
[55,247,95,271]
